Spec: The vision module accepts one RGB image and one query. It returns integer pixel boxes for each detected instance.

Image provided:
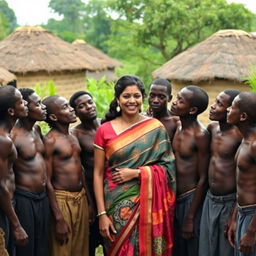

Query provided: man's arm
[44,136,69,245]
[182,131,210,239]
[238,141,256,254]
[0,137,28,246]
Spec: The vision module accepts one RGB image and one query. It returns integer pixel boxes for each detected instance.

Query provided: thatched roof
[0,67,16,85]
[0,26,105,74]
[153,29,256,83]
[72,39,122,69]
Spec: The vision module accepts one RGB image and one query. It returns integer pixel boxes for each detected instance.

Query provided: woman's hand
[112,168,140,184]
[99,214,117,242]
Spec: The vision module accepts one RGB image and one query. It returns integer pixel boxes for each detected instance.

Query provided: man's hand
[239,231,256,256]
[227,219,237,248]
[55,218,70,245]
[182,217,194,240]
[12,225,28,246]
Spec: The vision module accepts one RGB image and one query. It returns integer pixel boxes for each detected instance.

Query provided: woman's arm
[94,147,116,242]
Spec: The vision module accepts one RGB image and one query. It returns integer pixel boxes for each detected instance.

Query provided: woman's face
[118,85,143,116]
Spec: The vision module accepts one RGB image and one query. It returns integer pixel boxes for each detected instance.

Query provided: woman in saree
[93,75,176,256]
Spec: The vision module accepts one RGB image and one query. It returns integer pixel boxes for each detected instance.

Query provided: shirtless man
[11,88,49,256]
[227,92,256,256]
[43,95,89,256]
[0,86,28,255]
[170,85,210,256]
[69,91,102,256]
[148,78,179,142]
[199,89,242,256]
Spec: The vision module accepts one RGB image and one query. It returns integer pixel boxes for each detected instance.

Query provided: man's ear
[7,108,15,116]
[240,112,248,122]
[168,95,173,102]
[189,106,198,115]
[49,113,57,122]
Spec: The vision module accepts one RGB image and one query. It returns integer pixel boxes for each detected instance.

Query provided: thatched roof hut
[0,26,105,99]
[0,67,16,86]
[72,39,122,81]
[153,29,255,125]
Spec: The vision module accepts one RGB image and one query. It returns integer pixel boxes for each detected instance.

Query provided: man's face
[13,90,28,118]
[171,87,192,117]
[53,97,77,124]
[27,92,47,121]
[209,92,230,121]
[227,96,241,125]
[74,94,97,120]
[148,84,170,114]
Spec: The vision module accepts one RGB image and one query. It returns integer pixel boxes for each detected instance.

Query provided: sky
[5,0,256,26]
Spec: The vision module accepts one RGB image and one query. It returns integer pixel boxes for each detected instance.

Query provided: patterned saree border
[105,119,162,159]
[108,204,140,256]
[139,166,152,256]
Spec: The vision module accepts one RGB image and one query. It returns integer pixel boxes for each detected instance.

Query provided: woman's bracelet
[97,211,107,217]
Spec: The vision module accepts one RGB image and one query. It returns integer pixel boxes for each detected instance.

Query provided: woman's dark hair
[102,75,146,123]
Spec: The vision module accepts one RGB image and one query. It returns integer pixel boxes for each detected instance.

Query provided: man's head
[43,95,76,128]
[171,85,208,117]
[0,85,28,121]
[19,88,47,122]
[148,79,172,115]
[227,92,256,126]
[209,89,240,122]
[69,91,96,121]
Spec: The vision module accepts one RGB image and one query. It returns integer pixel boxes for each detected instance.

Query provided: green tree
[0,0,17,33]
[0,13,9,39]
[48,0,85,35]
[107,0,256,61]
[83,0,113,52]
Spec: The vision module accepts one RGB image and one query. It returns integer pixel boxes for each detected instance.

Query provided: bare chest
[173,131,197,159]
[54,136,81,160]
[15,134,44,160]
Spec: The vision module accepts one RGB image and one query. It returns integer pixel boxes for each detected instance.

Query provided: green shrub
[33,81,57,135]
[246,67,256,93]
[86,76,114,118]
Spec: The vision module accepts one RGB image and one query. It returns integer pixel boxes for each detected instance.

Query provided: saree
[94,118,176,256]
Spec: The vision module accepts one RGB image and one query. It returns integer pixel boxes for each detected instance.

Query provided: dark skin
[44,96,85,246]
[227,96,256,255]
[208,92,242,196]
[148,84,179,142]
[71,94,100,188]
[171,87,210,240]
[0,89,28,246]
[11,92,47,193]
[71,94,100,221]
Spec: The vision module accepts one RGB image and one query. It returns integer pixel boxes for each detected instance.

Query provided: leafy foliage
[83,0,113,52]
[86,76,114,118]
[107,0,256,61]
[0,0,17,31]
[246,68,256,93]
[0,0,17,39]
[0,13,9,40]
[47,0,85,41]
[33,81,57,135]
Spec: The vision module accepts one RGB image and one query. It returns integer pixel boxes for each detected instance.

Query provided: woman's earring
[116,105,120,112]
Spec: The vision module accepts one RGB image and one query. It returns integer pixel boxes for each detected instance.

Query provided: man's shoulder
[0,134,13,155]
